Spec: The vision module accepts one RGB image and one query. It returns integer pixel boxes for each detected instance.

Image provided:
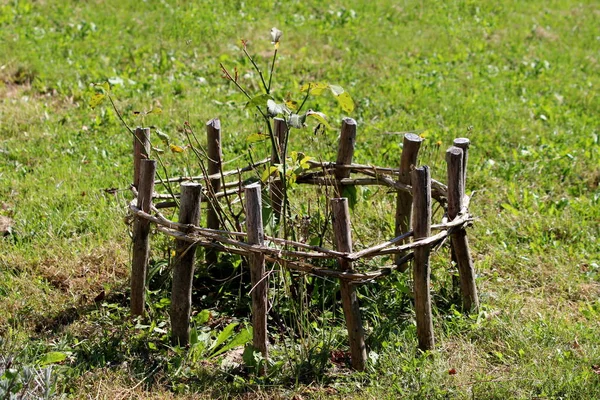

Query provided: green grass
[1,0,599,398]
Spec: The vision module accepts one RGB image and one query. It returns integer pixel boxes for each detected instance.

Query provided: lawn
[0,0,599,398]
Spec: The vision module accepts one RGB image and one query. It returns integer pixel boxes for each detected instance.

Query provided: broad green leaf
[287,113,307,129]
[209,322,238,354]
[329,85,355,113]
[210,326,253,358]
[261,165,279,182]
[89,93,106,109]
[190,327,199,345]
[194,309,212,325]
[300,82,329,96]
[101,81,110,93]
[39,351,67,366]
[342,185,358,209]
[306,110,332,129]
[246,93,274,109]
[246,133,269,144]
[155,129,170,144]
[170,144,185,153]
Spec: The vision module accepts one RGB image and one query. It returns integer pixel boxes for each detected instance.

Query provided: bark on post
[395,133,423,271]
[171,182,202,346]
[133,127,151,189]
[412,166,435,351]
[334,118,357,196]
[331,197,367,371]
[245,183,268,361]
[270,118,288,221]
[131,159,156,316]
[446,146,479,313]
[206,118,222,266]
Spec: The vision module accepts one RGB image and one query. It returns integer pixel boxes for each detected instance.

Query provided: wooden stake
[270,118,287,221]
[334,118,357,196]
[131,159,156,316]
[170,182,202,346]
[453,138,470,188]
[395,133,423,271]
[446,146,479,312]
[331,197,367,371]
[412,166,435,351]
[206,118,222,266]
[245,183,268,361]
[133,127,151,189]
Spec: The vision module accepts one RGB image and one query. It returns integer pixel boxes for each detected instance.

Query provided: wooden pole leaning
[412,166,435,351]
[245,183,269,361]
[131,159,156,316]
[395,133,423,272]
[334,118,357,196]
[170,182,202,346]
[133,127,151,189]
[446,146,479,313]
[206,118,222,266]
[270,118,288,221]
[331,197,367,371]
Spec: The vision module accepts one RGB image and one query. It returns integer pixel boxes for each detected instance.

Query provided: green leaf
[147,107,162,115]
[101,81,110,93]
[261,165,279,182]
[155,129,170,145]
[246,133,269,144]
[306,110,332,129]
[329,84,355,113]
[39,351,67,366]
[300,82,329,96]
[208,322,239,354]
[342,185,358,209]
[194,309,212,325]
[89,93,106,109]
[210,326,253,358]
[246,93,274,109]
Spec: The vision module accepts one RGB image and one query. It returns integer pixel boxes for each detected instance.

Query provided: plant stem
[267,49,278,93]
[243,47,269,94]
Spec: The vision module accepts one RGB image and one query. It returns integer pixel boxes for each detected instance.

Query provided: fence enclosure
[128,119,479,371]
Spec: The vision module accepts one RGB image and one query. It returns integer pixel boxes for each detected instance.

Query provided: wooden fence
[128,117,479,371]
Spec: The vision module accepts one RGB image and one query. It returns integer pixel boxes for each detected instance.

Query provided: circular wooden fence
[127,117,479,371]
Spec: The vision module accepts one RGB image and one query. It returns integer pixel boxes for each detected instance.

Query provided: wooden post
[446,146,479,312]
[331,197,367,371]
[412,166,435,351]
[133,127,151,189]
[334,118,357,196]
[206,118,222,266]
[245,183,268,361]
[395,133,423,272]
[453,138,470,187]
[171,182,203,346]
[270,118,288,221]
[131,159,156,316]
